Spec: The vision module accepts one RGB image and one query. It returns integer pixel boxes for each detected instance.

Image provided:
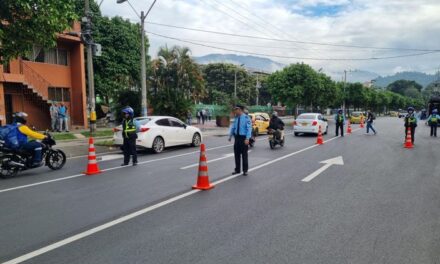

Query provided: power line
[146,21,440,52]
[148,31,440,61]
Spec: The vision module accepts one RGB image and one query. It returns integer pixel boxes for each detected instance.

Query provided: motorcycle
[0,132,66,178]
[268,128,285,149]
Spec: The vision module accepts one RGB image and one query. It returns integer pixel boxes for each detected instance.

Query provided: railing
[21,62,50,100]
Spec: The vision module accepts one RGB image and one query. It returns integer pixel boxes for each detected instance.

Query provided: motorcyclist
[13,112,47,167]
[268,111,285,140]
[404,106,417,144]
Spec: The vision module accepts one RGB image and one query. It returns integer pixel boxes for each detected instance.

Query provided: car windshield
[297,114,316,120]
[352,112,361,117]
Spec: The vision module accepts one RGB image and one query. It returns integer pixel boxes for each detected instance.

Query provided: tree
[201,63,256,106]
[0,0,78,62]
[387,80,423,98]
[149,46,205,120]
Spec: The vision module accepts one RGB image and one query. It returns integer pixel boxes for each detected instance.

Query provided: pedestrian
[58,102,69,132]
[49,101,59,132]
[207,109,212,122]
[426,108,439,137]
[196,110,201,124]
[186,110,192,125]
[404,106,417,144]
[121,106,139,166]
[334,109,345,137]
[229,105,252,176]
[365,110,377,135]
[201,109,206,125]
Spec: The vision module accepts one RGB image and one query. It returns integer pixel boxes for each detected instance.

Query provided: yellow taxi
[350,111,365,124]
[249,112,270,135]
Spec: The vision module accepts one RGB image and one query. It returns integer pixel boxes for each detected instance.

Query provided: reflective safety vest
[338,115,343,123]
[123,119,137,138]
[431,115,438,123]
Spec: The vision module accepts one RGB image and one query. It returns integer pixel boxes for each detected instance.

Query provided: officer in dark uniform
[334,109,345,137]
[404,106,417,144]
[121,106,139,166]
[229,105,252,176]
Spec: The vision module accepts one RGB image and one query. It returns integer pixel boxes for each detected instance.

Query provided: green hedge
[193,104,273,117]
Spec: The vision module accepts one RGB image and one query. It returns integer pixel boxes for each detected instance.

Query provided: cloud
[100,0,440,76]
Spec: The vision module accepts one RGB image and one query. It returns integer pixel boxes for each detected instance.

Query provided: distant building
[0,22,87,129]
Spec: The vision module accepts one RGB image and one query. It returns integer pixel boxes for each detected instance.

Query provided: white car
[113,116,202,153]
[293,113,328,136]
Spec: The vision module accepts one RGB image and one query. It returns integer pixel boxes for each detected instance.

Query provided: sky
[100,0,440,77]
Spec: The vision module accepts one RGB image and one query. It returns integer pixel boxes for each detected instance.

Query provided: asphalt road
[1,117,440,264]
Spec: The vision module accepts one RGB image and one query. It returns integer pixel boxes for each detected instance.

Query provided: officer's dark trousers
[234,135,248,173]
[123,137,137,164]
[430,124,437,137]
[335,123,344,137]
[405,126,416,143]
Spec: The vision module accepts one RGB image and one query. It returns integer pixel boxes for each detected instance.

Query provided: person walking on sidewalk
[427,108,439,137]
[49,102,59,132]
[404,106,418,144]
[229,105,252,176]
[196,110,201,124]
[186,110,192,125]
[334,109,345,137]
[121,106,140,166]
[365,110,377,135]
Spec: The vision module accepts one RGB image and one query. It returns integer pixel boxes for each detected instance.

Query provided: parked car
[398,112,407,118]
[350,111,365,124]
[113,116,202,153]
[248,112,270,135]
[293,113,328,136]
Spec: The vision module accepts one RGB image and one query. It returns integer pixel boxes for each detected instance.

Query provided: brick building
[0,22,87,130]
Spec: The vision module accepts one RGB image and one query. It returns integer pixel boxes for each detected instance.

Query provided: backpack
[0,124,20,149]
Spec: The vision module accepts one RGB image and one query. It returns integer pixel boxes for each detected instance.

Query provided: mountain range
[193,54,439,87]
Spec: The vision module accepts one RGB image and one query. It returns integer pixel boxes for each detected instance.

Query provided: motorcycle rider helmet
[433,109,438,114]
[407,106,415,113]
[272,111,278,117]
[121,106,134,117]
[13,112,28,124]
[338,109,343,114]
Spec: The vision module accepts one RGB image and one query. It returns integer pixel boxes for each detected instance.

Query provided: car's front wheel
[191,133,201,147]
[152,137,165,153]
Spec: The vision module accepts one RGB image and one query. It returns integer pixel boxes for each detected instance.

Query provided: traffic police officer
[121,106,140,166]
[404,106,417,144]
[335,109,345,137]
[427,108,439,137]
[229,105,252,176]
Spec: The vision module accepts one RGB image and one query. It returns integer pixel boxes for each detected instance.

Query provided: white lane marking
[97,154,124,161]
[66,151,121,160]
[180,150,252,170]
[1,189,200,264]
[301,156,344,182]
[1,130,358,263]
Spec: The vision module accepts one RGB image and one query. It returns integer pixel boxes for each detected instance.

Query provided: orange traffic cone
[360,117,365,128]
[84,137,102,175]
[192,144,214,190]
[404,127,413,149]
[347,120,352,134]
[316,125,324,145]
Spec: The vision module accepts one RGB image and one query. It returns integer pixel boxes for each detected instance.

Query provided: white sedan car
[293,113,328,136]
[113,116,202,153]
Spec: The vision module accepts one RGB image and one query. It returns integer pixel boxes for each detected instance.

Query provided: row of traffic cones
[315,120,353,145]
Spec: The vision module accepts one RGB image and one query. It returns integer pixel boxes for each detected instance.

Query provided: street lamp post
[117,0,157,116]
[84,0,97,133]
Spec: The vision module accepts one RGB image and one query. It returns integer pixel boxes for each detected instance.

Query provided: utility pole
[343,70,347,114]
[256,73,261,106]
[234,69,237,100]
[140,11,147,116]
[84,0,96,133]
[117,0,156,116]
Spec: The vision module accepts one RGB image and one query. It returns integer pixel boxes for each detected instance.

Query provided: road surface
[1,117,439,264]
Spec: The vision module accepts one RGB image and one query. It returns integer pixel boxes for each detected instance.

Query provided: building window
[32,46,69,66]
[48,87,70,102]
